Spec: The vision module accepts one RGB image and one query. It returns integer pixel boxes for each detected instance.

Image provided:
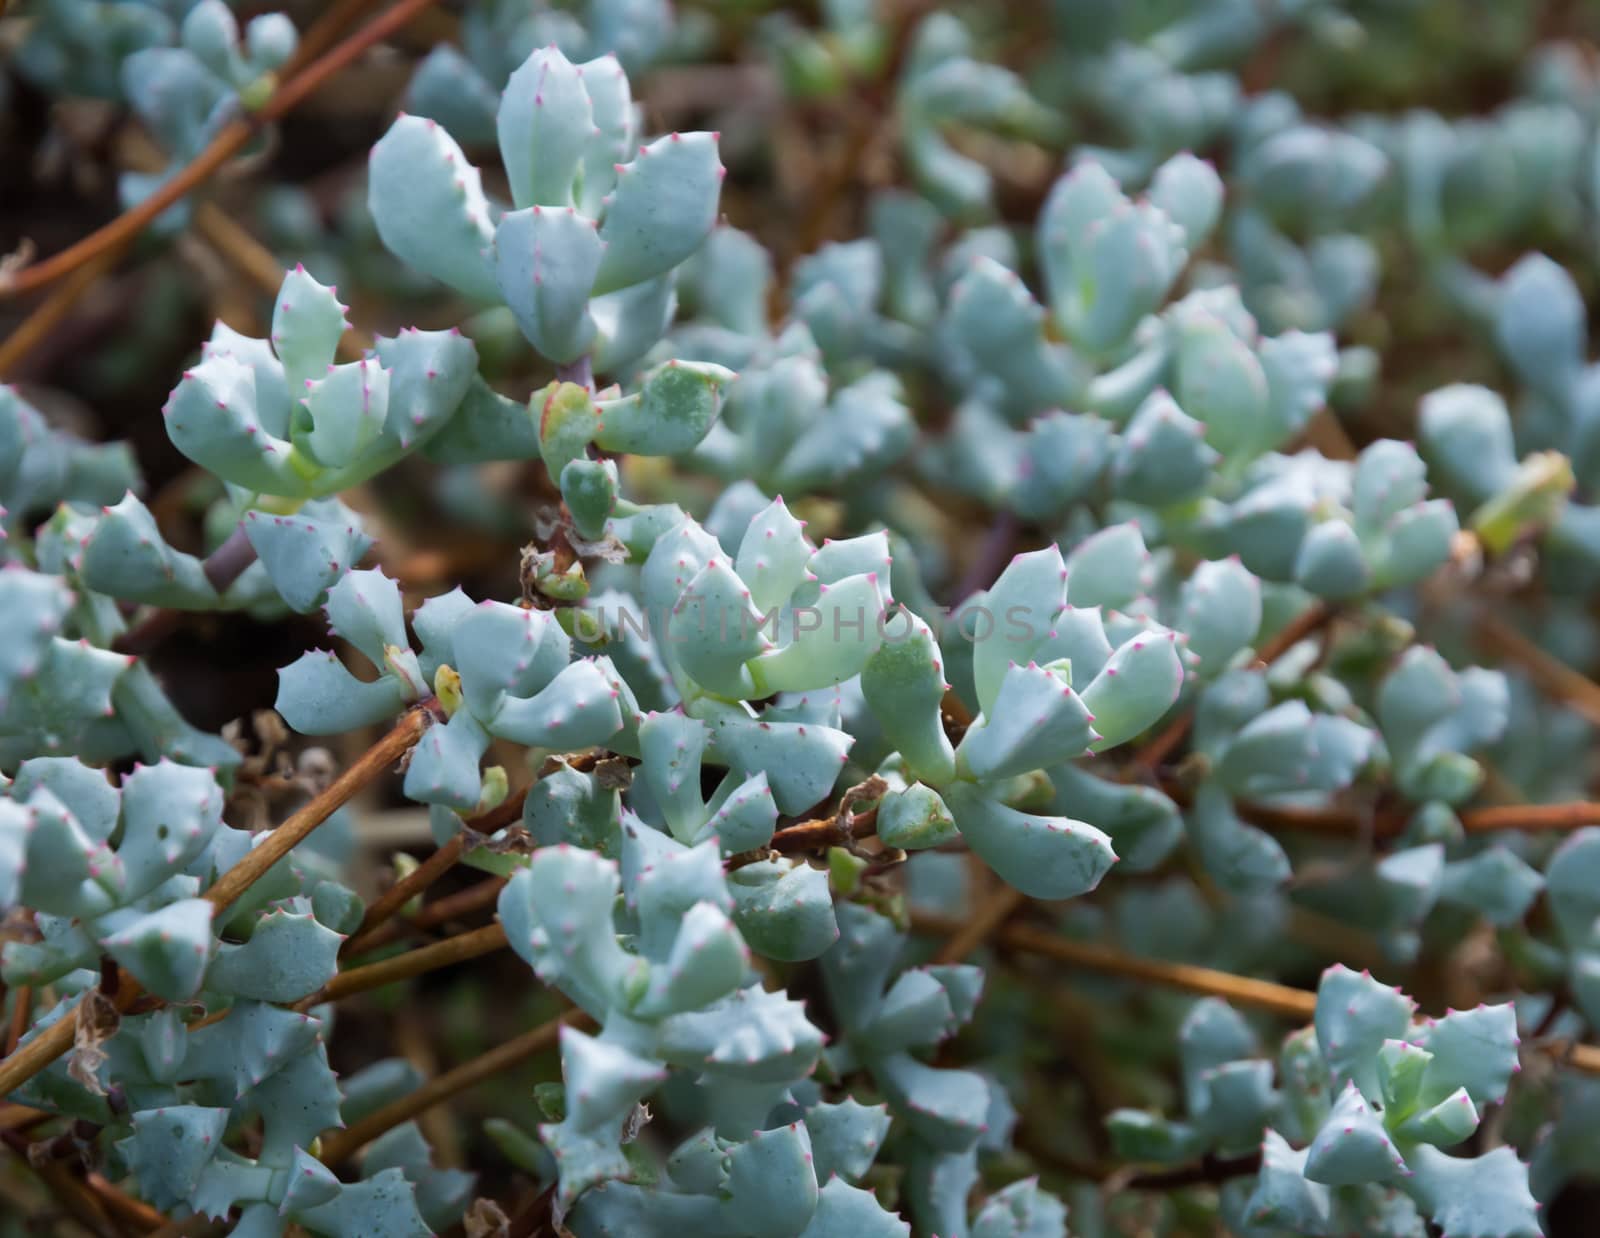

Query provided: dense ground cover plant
[4,1,1600,1235]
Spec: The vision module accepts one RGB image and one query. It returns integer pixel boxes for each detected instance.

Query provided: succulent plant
[821,902,1068,1237]
[369,44,723,378]
[9,6,1600,1237]
[23,0,302,218]
[1110,967,1540,1238]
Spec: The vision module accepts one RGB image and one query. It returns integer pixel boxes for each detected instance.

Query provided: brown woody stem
[1134,601,1334,771]
[343,750,605,955]
[298,923,508,1011]
[909,912,1600,1073]
[1,0,442,299]
[318,1008,589,1164]
[0,711,428,1099]
[931,886,1026,965]
[344,876,507,956]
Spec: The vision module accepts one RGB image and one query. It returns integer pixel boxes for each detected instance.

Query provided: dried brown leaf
[463,1198,510,1238]
[67,988,120,1096]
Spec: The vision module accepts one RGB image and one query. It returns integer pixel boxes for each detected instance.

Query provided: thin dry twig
[342,750,608,955]
[207,708,431,913]
[1158,778,1600,840]
[0,247,124,379]
[318,1008,589,1164]
[1475,610,1600,729]
[85,1172,170,1234]
[1133,601,1334,771]
[909,913,1600,1073]
[0,710,429,1099]
[348,833,468,948]
[5,986,31,1056]
[343,875,507,955]
[0,1129,122,1236]
[298,922,509,1011]
[726,783,885,871]
[1,0,441,299]
[931,886,1026,965]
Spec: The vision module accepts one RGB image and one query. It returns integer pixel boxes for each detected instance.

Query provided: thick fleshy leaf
[729,860,838,962]
[798,1179,910,1238]
[876,1051,990,1152]
[1415,1003,1519,1107]
[11,757,119,843]
[654,984,824,1083]
[723,1123,821,1237]
[1080,629,1184,751]
[1176,314,1269,461]
[593,360,735,457]
[117,760,223,900]
[450,601,570,720]
[1188,780,1290,894]
[806,1098,892,1185]
[749,573,886,695]
[489,659,624,750]
[1303,1082,1405,1185]
[972,546,1067,716]
[945,783,1115,901]
[275,650,412,734]
[368,115,497,301]
[494,205,602,363]
[1496,252,1586,398]
[296,1168,432,1237]
[1112,389,1218,505]
[1406,1144,1542,1238]
[593,132,724,294]
[242,500,372,614]
[1180,557,1261,672]
[1149,152,1223,249]
[736,497,814,615]
[1063,522,1147,610]
[80,493,217,608]
[500,848,636,1015]
[271,266,348,391]
[375,327,479,449]
[12,788,121,916]
[1244,1131,1331,1232]
[301,358,390,469]
[1214,702,1375,798]
[634,900,746,1017]
[497,46,594,209]
[957,661,1095,781]
[1295,519,1371,599]
[403,710,490,811]
[1438,847,1544,926]
[101,898,214,1001]
[668,557,769,698]
[164,355,302,495]
[877,783,958,851]
[421,377,542,464]
[117,1106,230,1212]
[207,910,342,1002]
[324,568,411,670]
[1314,964,1413,1102]
[701,771,779,853]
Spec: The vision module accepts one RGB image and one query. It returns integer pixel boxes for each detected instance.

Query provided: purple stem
[954,511,1020,602]
[114,521,259,656]
[202,522,258,592]
[556,355,594,389]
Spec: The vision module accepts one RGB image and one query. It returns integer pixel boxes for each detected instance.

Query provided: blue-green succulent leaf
[368,114,498,302]
[593,132,724,295]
